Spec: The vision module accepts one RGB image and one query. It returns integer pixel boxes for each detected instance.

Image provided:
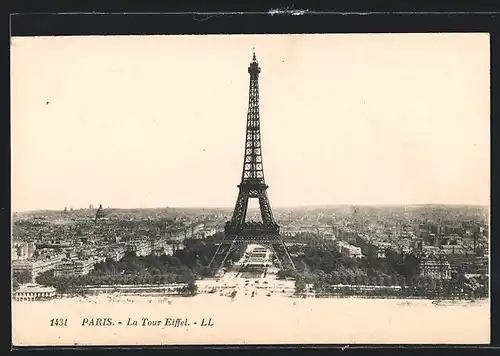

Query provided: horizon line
[12,202,490,214]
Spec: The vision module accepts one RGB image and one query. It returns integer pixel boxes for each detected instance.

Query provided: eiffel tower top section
[248,52,261,75]
[240,52,266,188]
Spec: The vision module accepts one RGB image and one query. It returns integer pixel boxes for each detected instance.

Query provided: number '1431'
[50,318,68,326]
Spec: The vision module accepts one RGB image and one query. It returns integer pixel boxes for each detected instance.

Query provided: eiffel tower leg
[230,192,249,227]
[267,244,284,270]
[283,241,295,269]
[208,243,225,269]
[271,241,296,271]
[208,243,233,273]
[218,241,236,270]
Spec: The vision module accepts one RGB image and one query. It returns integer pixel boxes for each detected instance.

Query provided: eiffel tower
[208,52,295,272]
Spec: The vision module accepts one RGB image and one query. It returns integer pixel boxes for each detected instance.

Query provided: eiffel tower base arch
[208,234,295,274]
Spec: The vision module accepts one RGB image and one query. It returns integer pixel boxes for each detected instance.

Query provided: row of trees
[289,240,450,283]
[297,273,487,297]
[287,243,488,298]
[34,235,238,294]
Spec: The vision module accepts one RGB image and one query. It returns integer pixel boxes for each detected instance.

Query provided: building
[281,226,299,237]
[78,246,99,258]
[191,223,204,236]
[419,255,452,280]
[335,228,358,244]
[375,242,393,259]
[357,236,391,259]
[126,241,152,256]
[11,249,18,261]
[322,232,336,241]
[474,255,488,274]
[441,245,476,272]
[171,242,185,253]
[335,241,363,259]
[12,254,65,282]
[164,245,174,256]
[11,242,37,261]
[54,258,96,277]
[168,230,186,241]
[151,241,174,256]
[103,244,127,261]
[63,249,78,259]
[14,284,57,301]
[150,237,165,251]
[195,227,217,239]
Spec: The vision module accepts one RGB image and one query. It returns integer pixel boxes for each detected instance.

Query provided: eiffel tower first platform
[208,53,296,272]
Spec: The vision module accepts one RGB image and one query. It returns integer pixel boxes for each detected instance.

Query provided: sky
[11,34,490,212]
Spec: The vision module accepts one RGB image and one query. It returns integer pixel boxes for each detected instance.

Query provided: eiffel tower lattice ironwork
[208,52,296,272]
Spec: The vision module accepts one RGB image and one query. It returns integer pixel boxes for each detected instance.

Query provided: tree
[13,270,32,285]
[353,274,363,286]
[398,275,406,288]
[345,273,355,286]
[391,274,398,286]
[313,278,324,293]
[330,271,341,285]
[295,275,306,294]
[435,278,443,293]
[403,253,421,281]
[149,267,161,276]
[427,277,437,292]
[183,281,198,296]
[277,269,294,280]
[339,275,349,285]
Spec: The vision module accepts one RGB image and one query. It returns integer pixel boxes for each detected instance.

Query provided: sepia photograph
[11,33,490,345]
